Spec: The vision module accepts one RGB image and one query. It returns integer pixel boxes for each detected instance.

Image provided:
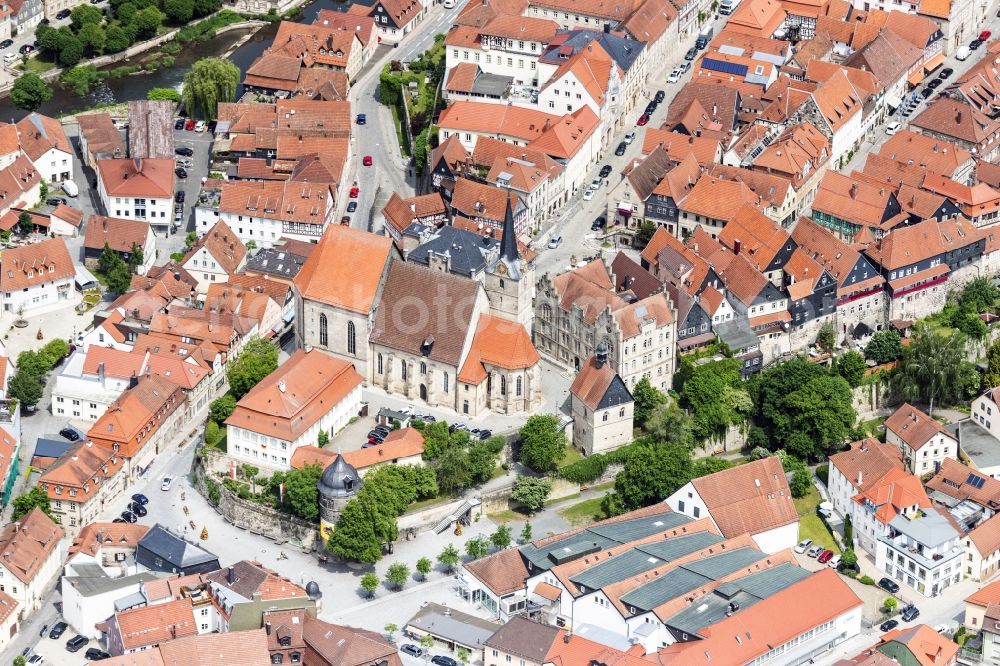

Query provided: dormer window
[279,636,291,647]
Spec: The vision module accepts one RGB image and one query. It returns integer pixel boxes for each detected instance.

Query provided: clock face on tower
[496,261,508,276]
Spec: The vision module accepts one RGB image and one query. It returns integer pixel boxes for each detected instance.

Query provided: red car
[817,549,834,564]
[184,119,196,131]
[981,30,992,41]
[636,114,650,126]
[349,186,359,198]
[362,155,373,166]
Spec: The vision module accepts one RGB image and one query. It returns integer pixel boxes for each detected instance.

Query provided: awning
[885,93,903,109]
[74,265,98,289]
[908,68,925,86]
[923,53,946,73]
[616,201,633,216]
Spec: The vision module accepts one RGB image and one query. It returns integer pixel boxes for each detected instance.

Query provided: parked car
[885,121,902,135]
[49,622,68,639]
[347,201,357,213]
[66,635,89,653]
[667,67,682,83]
[185,119,196,130]
[131,493,149,505]
[161,476,173,491]
[431,657,458,666]
[878,577,900,593]
[624,131,636,144]
[644,102,657,115]
[901,604,920,622]
[636,114,650,126]
[175,146,193,156]
[27,656,43,665]
[817,549,834,564]
[591,216,607,231]
[589,177,603,190]
[39,623,48,637]
[583,189,594,201]
[928,78,943,89]
[920,87,934,98]
[174,118,186,130]
[684,47,698,60]
[981,30,992,41]
[357,113,366,125]
[654,90,665,103]
[793,539,812,553]
[828,554,841,569]
[615,141,627,156]
[21,647,32,657]
[971,38,984,49]
[350,186,359,198]
[194,120,206,133]
[362,155,373,166]
[806,545,824,558]
[45,197,66,206]
[939,67,954,78]
[85,647,111,660]
[341,215,351,225]
[19,44,33,54]
[880,619,899,632]
[56,8,71,19]
[207,120,217,133]
[175,190,185,203]
[128,502,146,518]
[120,511,138,523]
[0,39,15,49]
[175,167,188,179]
[478,429,493,440]
[547,235,563,249]
[935,624,951,634]
[401,645,423,658]
[60,427,79,441]
[599,164,613,178]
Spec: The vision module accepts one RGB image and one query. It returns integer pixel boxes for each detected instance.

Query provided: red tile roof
[293,225,394,313]
[885,403,953,451]
[97,158,174,198]
[690,456,798,538]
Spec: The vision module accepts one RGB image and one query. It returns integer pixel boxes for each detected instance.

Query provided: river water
[0,0,365,121]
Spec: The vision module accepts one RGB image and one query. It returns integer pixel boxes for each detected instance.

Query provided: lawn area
[407,495,453,513]
[488,508,530,524]
[19,58,55,75]
[558,444,582,469]
[558,495,606,527]
[389,104,410,156]
[794,485,840,554]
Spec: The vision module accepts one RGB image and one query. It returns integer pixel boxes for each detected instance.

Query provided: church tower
[484,194,534,327]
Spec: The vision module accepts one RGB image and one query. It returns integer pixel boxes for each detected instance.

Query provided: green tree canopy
[16,212,33,235]
[518,414,566,472]
[511,475,551,513]
[8,371,43,408]
[520,522,532,543]
[209,394,236,424]
[437,544,460,572]
[790,468,812,498]
[679,357,750,445]
[281,464,324,521]
[359,572,379,598]
[960,276,1000,313]
[385,562,409,590]
[11,486,54,521]
[11,74,52,112]
[163,0,195,22]
[434,446,472,495]
[632,377,666,427]
[58,34,85,67]
[35,24,60,52]
[644,400,695,448]
[985,338,1000,389]
[147,87,181,102]
[490,524,512,550]
[107,261,133,294]
[133,6,165,40]
[105,24,131,53]
[415,556,432,579]
[864,329,903,364]
[893,323,973,415]
[227,337,279,399]
[835,350,867,388]
[817,321,836,352]
[70,4,104,30]
[182,58,239,120]
[465,537,489,559]
[607,442,692,514]
[328,495,395,564]
[691,456,734,478]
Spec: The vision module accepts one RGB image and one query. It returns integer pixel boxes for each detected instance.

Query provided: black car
[920,87,934,98]
[112,518,126,523]
[401,645,423,658]
[85,647,111,660]
[175,146,193,156]
[18,44,33,54]
[45,196,66,206]
[347,201,357,213]
[599,164,612,178]
[478,429,493,440]
[174,118,185,130]
[59,427,80,441]
[0,39,13,49]
[128,502,147,517]
[56,8,71,19]
[878,577,900,593]
[39,624,48,637]
[175,190,185,203]
[927,78,943,89]
[971,39,984,49]
[654,90,665,103]
[939,67,954,79]
[880,619,899,632]
[40,18,49,24]
[207,120,218,133]
[131,493,149,505]
[591,216,607,231]
[120,511,138,523]
[431,657,458,666]
[66,635,89,652]
[615,141,627,156]
[644,102,657,115]
[175,167,188,179]
[684,47,698,61]
[49,621,68,639]
[901,604,920,622]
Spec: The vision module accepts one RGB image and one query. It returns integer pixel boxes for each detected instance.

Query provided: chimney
[129,372,138,389]
[13,522,19,532]
[265,622,272,635]
[227,566,236,584]
[857,470,863,486]
[604,22,611,33]
[278,379,286,393]
[734,239,742,255]
[563,634,572,644]
[98,362,105,383]
[957,110,963,124]
[849,183,858,199]
[133,157,142,173]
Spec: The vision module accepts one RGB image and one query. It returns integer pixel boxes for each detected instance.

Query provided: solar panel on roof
[968,472,987,489]
[701,58,748,77]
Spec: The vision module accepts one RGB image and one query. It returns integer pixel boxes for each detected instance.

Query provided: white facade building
[876,510,964,597]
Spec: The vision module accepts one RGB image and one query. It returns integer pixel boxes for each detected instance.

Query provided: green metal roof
[570,549,667,592]
[587,511,692,543]
[619,568,712,614]
[637,532,724,563]
[682,547,765,579]
[520,533,619,571]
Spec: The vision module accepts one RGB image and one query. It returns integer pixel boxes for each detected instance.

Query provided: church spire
[499,191,519,263]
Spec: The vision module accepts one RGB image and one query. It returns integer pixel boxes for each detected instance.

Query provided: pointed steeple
[499,191,519,263]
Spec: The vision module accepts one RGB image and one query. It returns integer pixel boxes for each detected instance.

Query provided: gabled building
[910,98,1000,161]
[0,237,76,316]
[39,440,126,534]
[136,524,220,575]
[811,170,904,242]
[96,158,175,228]
[16,113,71,183]
[347,0,424,45]
[828,437,905,520]
[885,403,960,475]
[77,112,126,169]
[82,215,156,275]
[181,221,248,293]
[0,508,61,617]
[569,347,634,456]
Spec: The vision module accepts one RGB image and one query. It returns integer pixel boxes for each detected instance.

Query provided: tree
[58,34,84,67]
[78,23,107,56]
[883,597,898,613]
[61,65,102,95]
[8,371,43,409]
[841,548,858,567]
[281,464,324,521]
[511,475,551,513]
[384,623,398,640]
[421,420,453,459]
[961,275,1000,313]
[865,329,904,364]
[14,656,27,666]
[360,572,379,598]
[691,456,734,478]
[16,212,33,235]
[107,260,133,294]
[317,429,330,447]
[518,414,565,472]
[610,443,692,513]
[419,635,435,652]
[133,6,164,40]
[70,4,104,29]
[458,648,471,665]
[520,522,533,543]
[182,58,239,120]
[679,357,750,445]
[843,514,854,548]
[835,350,867,388]
[209,394,236,424]
[329,497,394,564]
[986,338,1000,389]
[105,24,131,53]
[465,537,489,559]
[490,525,512,550]
[128,242,144,272]
[434,446,473,495]
[644,400,695,448]
[437,544,460,573]
[817,321,836,352]
[192,0,222,15]
[415,556,432,580]
[385,562,409,590]
[227,337,279,399]
[790,468,812,498]
[204,420,221,446]
[632,377,667,428]
[11,74,52,112]
[636,221,657,247]
[36,24,60,53]
[11,487,53,521]
[147,87,181,102]
[98,242,119,274]
[893,323,970,415]
[467,442,499,484]
[163,0,194,22]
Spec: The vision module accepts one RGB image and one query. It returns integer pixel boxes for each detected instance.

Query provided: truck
[719,0,741,14]
[695,25,714,49]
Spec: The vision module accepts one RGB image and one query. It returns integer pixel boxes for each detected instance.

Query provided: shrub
[858,575,875,586]
[206,479,220,506]
[815,463,829,486]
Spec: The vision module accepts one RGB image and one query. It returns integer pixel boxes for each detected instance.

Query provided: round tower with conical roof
[317,454,362,542]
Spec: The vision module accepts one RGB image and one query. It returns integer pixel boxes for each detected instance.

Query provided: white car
[794,539,812,554]
[935,624,951,634]
[624,131,636,145]
[547,235,562,249]
[667,68,682,83]
[590,177,602,190]
[583,189,594,201]
[806,545,824,558]
[885,121,902,135]
[161,476,173,491]
[827,555,841,569]
[195,120,206,133]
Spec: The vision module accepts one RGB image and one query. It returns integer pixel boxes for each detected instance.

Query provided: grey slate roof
[137,524,219,572]
[243,246,308,279]
[683,547,764,579]
[33,437,73,459]
[594,375,633,411]
[484,616,559,661]
[408,225,499,277]
[637,531,725,562]
[406,602,499,649]
[540,29,645,74]
[714,319,758,353]
[588,510,690,543]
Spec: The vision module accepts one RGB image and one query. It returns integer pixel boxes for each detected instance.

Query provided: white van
[2,53,16,65]
[957,45,971,61]
[61,180,79,197]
